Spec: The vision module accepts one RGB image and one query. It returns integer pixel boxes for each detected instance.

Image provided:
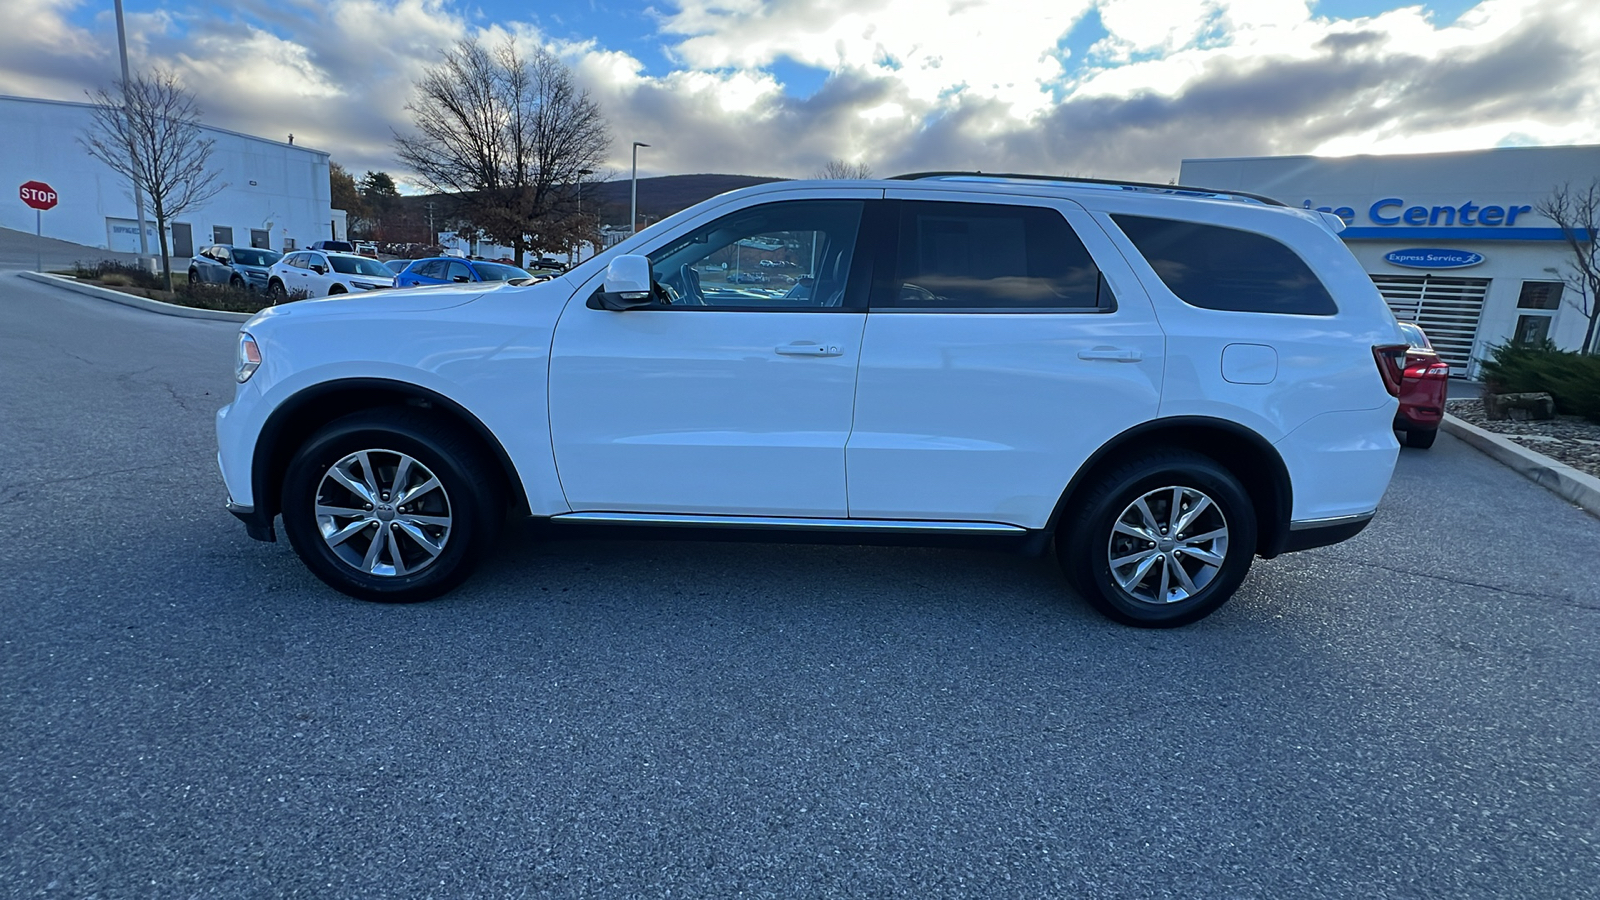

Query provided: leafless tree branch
[815,159,874,180]
[1536,181,1600,354]
[395,37,610,262]
[79,70,225,291]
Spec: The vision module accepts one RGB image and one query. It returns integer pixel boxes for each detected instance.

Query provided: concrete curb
[18,271,254,323]
[1441,414,1600,519]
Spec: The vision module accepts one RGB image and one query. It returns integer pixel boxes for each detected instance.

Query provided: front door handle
[775,343,842,357]
[1077,347,1143,362]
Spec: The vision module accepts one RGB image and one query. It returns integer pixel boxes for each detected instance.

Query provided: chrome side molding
[1288,511,1375,531]
[550,512,1027,535]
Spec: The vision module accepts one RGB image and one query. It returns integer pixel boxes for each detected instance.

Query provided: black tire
[1059,449,1256,628]
[268,279,287,302]
[1404,428,1438,449]
[187,268,201,285]
[230,274,245,290]
[329,284,347,295]
[280,409,505,603]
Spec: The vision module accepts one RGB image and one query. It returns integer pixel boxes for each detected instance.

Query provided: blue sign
[1384,248,1485,269]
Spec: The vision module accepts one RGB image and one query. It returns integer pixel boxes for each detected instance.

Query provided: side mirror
[310,264,328,275]
[588,255,654,311]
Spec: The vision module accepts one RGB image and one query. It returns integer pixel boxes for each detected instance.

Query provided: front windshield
[472,262,533,282]
[233,248,280,267]
[329,255,394,277]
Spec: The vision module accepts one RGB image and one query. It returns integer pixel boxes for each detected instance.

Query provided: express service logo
[1383,248,1486,269]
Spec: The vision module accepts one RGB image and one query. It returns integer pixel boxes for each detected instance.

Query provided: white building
[1181,145,1600,375]
[1,94,340,261]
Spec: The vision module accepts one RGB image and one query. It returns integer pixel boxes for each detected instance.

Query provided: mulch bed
[1447,398,1600,480]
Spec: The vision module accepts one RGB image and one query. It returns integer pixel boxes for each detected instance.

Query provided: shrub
[1480,341,1600,424]
[72,258,163,290]
[174,279,277,313]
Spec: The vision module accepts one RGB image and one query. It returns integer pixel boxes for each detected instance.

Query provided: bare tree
[1537,181,1600,354]
[80,71,224,290]
[815,159,873,179]
[396,37,609,263]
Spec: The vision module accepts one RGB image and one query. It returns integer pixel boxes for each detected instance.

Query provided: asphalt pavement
[2,268,1598,899]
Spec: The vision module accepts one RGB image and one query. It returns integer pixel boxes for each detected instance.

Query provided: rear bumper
[226,500,277,542]
[1280,512,1373,553]
[1394,405,1443,430]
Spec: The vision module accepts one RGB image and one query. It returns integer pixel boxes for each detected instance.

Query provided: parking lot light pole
[630,142,650,235]
[575,167,594,263]
[113,0,151,267]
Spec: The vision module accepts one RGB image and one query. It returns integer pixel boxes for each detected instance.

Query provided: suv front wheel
[280,409,503,603]
[1060,450,1256,628]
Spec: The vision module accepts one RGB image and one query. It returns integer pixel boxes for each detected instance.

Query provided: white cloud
[0,0,1597,187]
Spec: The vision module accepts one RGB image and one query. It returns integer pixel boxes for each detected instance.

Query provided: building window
[1514,315,1552,346]
[1516,281,1564,310]
[213,225,234,246]
[250,229,270,250]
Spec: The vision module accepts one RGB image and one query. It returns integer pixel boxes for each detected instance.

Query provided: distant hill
[587,174,789,225]
[380,174,790,244]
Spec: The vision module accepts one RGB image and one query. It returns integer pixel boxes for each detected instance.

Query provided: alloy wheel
[314,449,452,577]
[1106,485,1229,605]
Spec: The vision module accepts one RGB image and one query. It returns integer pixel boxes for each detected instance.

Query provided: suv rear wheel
[280,409,503,602]
[1060,450,1256,627]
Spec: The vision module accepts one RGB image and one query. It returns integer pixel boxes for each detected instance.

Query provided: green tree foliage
[330,162,366,220]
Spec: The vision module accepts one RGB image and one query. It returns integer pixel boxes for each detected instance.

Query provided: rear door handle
[776,343,842,357]
[1077,347,1143,362]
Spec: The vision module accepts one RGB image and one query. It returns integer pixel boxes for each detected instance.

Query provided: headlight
[236,332,261,383]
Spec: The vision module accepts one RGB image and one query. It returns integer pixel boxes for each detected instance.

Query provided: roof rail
[888,171,1288,207]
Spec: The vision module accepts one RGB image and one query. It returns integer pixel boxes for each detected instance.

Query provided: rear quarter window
[1112,214,1338,316]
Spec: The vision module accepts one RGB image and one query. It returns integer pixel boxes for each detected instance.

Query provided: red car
[1393,322,1449,448]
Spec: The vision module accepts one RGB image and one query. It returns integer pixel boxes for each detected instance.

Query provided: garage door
[1370,274,1489,371]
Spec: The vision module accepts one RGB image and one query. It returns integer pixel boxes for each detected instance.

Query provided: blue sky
[6,0,1598,184]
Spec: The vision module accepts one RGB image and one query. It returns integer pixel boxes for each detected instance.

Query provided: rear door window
[1112,215,1337,315]
[876,201,1111,311]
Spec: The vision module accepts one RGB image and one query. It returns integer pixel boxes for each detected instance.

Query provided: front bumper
[226,500,277,542]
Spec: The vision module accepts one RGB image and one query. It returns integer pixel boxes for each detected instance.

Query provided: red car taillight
[1373,344,1409,396]
[1403,360,1450,379]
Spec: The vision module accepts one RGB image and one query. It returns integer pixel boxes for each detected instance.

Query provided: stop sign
[19,181,58,210]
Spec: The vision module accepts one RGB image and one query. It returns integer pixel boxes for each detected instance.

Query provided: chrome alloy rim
[315,449,451,577]
[1107,485,1229,605]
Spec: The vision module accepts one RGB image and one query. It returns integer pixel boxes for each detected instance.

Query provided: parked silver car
[189,245,283,291]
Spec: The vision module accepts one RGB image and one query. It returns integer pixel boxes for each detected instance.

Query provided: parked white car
[218,174,1406,627]
[266,251,394,299]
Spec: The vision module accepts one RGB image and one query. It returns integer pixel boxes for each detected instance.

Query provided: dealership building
[1181,145,1600,376]
[2,94,341,260]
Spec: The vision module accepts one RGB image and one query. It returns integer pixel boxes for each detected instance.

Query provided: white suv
[266,251,394,299]
[217,174,1407,627]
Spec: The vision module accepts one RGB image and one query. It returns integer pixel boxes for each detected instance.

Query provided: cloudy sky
[2,0,1596,187]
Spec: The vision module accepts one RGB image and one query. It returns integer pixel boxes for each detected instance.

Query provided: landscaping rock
[1448,398,1600,480]
[1482,392,1556,421]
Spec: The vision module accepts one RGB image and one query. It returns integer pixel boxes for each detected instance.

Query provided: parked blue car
[393,257,535,288]
[188,245,283,291]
